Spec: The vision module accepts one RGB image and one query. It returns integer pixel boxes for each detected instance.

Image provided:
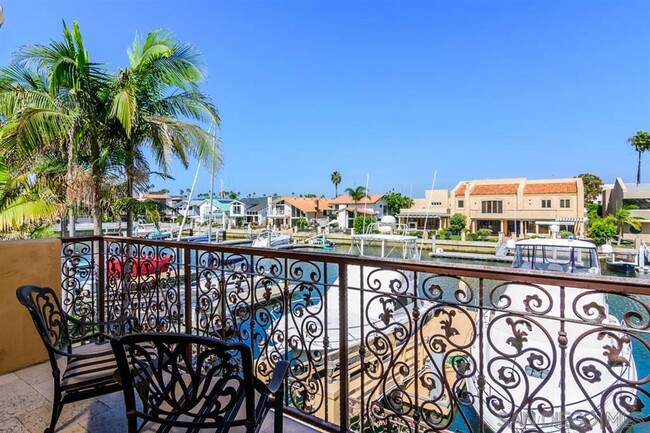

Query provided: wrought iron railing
[61,236,650,433]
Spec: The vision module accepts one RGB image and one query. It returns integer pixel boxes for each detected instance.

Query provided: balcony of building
[1,236,649,433]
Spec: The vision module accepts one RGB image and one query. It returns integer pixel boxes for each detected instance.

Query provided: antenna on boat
[403,183,414,236]
[419,169,437,258]
[362,173,370,234]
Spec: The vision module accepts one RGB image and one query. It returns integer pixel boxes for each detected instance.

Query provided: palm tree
[109,29,221,236]
[0,21,113,235]
[611,205,642,245]
[628,131,650,185]
[344,185,369,218]
[0,154,59,237]
[330,171,342,197]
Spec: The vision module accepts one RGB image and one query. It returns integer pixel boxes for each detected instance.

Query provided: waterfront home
[330,193,386,229]
[398,178,586,237]
[198,198,245,228]
[450,177,585,237]
[398,189,451,231]
[603,178,650,242]
[239,197,271,226]
[267,197,333,229]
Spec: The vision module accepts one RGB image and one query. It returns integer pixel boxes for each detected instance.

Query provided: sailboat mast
[207,127,216,243]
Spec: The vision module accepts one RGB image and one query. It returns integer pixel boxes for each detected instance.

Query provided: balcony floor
[0,361,319,433]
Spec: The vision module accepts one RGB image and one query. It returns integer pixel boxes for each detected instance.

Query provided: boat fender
[435,248,444,254]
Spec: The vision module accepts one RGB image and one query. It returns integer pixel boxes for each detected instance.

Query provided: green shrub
[449,213,467,235]
[295,217,309,230]
[467,232,479,241]
[437,228,452,240]
[353,216,376,234]
[477,229,492,240]
[559,230,574,239]
[588,217,617,245]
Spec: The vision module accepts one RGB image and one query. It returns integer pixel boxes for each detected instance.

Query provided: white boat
[467,238,637,433]
[251,229,291,248]
[273,229,424,364]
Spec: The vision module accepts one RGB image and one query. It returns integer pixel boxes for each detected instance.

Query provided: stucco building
[602,178,650,242]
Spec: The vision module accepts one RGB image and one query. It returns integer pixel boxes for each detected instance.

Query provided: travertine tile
[0,418,30,433]
[17,398,109,433]
[0,373,20,387]
[14,362,52,386]
[80,405,128,433]
[0,377,49,421]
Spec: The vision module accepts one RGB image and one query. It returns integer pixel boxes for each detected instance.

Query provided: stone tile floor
[0,362,319,433]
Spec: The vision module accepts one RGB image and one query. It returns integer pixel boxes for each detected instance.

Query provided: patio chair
[16,285,139,433]
[111,332,290,433]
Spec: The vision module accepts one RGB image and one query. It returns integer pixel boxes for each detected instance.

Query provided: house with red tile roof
[266,197,334,229]
[329,194,386,229]
[398,178,585,237]
[451,178,585,237]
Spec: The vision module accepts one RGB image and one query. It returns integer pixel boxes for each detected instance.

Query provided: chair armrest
[256,360,289,396]
[68,314,140,339]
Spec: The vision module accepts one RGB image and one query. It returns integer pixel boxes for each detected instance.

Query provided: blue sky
[1,1,648,198]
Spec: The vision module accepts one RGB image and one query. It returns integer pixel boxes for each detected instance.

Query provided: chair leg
[46,389,63,433]
[274,396,283,433]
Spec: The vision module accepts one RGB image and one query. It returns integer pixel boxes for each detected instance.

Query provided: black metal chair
[16,285,139,433]
[111,332,289,433]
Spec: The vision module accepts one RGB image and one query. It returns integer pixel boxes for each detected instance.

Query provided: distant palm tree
[628,131,650,185]
[331,171,342,197]
[344,186,369,218]
[611,205,642,245]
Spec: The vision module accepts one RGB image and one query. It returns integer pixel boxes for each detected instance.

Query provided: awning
[398,212,449,218]
[534,218,585,226]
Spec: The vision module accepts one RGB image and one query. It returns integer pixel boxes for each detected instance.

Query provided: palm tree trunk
[91,141,103,236]
[69,208,76,237]
[637,151,642,185]
[126,139,134,237]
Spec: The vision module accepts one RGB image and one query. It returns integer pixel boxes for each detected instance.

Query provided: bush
[295,217,309,231]
[437,228,452,240]
[353,216,376,234]
[449,213,467,235]
[559,230,574,239]
[477,229,492,241]
[588,217,617,245]
[467,232,479,241]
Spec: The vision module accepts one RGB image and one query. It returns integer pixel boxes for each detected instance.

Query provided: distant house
[398,189,450,230]
[238,197,270,226]
[329,194,386,230]
[266,197,333,229]
[451,178,585,237]
[603,178,650,242]
[198,198,245,228]
[173,199,203,221]
[135,192,174,221]
[135,192,173,208]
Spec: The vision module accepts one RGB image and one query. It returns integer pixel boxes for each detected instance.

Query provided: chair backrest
[112,333,258,432]
[16,285,72,358]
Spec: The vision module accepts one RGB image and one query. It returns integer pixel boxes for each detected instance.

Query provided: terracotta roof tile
[330,194,384,205]
[470,184,518,195]
[455,184,467,197]
[283,197,332,213]
[524,182,577,195]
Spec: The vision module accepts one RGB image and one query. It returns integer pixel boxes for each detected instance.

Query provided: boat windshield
[512,243,600,274]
